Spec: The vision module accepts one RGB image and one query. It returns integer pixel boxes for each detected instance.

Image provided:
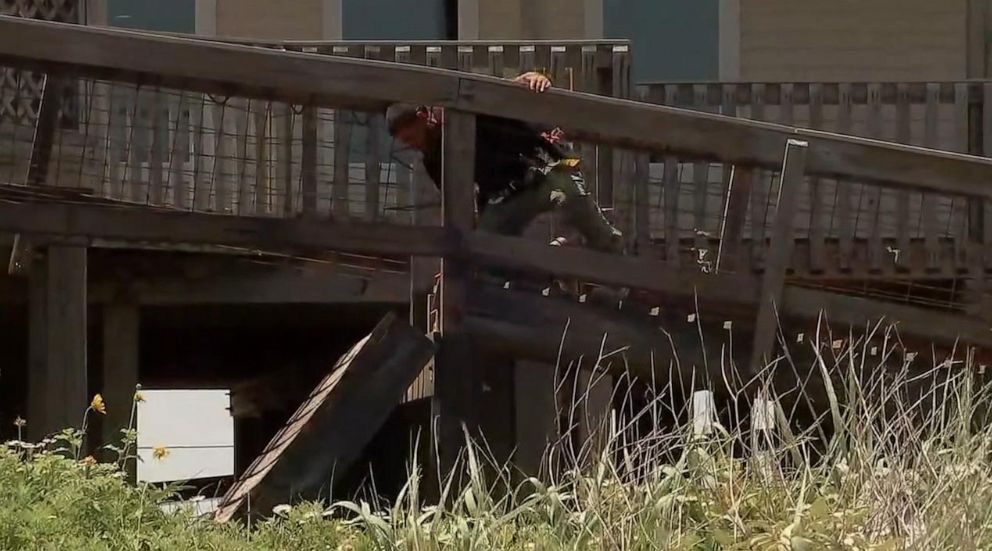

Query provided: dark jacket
[420,114,575,210]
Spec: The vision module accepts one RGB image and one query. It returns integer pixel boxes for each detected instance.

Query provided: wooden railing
[0,35,629,228]
[635,81,992,278]
[2,17,992,349]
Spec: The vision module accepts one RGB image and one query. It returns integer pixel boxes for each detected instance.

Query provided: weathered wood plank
[633,149,650,253]
[101,303,138,461]
[923,82,941,270]
[191,95,212,211]
[25,74,63,185]
[44,245,87,434]
[807,83,826,272]
[232,99,260,216]
[955,82,972,270]
[212,101,232,213]
[364,98,384,222]
[147,89,164,205]
[894,82,912,271]
[716,166,753,273]
[364,46,391,222]
[434,110,478,477]
[126,88,145,203]
[167,92,189,209]
[865,83,884,272]
[663,155,681,266]
[213,313,434,522]
[275,103,294,216]
[0,200,453,256]
[253,101,270,215]
[749,84,769,270]
[105,85,126,199]
[836,82,854,270]
[692,84,711,256]
[26,260,48,440]
[749,139,807,372]
[464,231,759,307]
[301,106,319,216]
[329,109,351,219]
[984,83,992,270]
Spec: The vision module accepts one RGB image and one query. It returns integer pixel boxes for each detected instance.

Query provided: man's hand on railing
[513,71,552,93]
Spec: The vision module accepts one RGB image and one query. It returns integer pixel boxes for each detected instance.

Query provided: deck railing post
[301,105,318,216]
[749,139,808,375]
[432,109,479,480]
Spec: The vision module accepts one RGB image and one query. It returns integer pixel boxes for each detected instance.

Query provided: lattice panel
[0,0,78,123]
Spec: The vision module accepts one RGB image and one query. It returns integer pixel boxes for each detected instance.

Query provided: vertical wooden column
[25,74,64,186]
[26,259,48,441]
[749,140,808,373]
[514,360,558,476]
[432,109,478,477]
[715,166,753,273]
[102,303,139,451]
[301,106,319,216]
[29,246,88,438]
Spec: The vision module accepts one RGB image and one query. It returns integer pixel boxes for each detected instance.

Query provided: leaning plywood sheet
[214,312,434,523]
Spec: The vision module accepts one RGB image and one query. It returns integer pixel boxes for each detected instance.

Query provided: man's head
[386,103,437,151]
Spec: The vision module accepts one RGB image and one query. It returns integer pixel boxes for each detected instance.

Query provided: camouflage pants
[478,166,624,254]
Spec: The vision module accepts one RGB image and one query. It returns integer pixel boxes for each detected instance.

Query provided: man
[385,71,624,259]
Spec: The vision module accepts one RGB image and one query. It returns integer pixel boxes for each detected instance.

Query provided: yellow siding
[477,0,587,40]
[739,0,969,81]
[215,0,324,40]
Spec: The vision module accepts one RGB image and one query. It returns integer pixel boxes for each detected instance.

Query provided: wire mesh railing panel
[637,81,988,281]
[0,70,444,226]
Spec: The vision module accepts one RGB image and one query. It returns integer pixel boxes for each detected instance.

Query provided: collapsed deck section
[214,312,434,522]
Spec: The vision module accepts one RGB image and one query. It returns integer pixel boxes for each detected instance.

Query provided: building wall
[342,0,446,40]
[735,0,970,81]
[214,0,326,39]
[605,0,719,82]
[107,0,195,32]
[469,0,593,40]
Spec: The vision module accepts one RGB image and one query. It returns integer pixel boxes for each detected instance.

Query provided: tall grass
[3,321,992,549]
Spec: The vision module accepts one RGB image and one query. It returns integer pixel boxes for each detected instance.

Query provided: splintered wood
[214,313,434,523]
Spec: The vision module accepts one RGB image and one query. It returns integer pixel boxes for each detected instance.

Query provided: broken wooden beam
[213,312,434,523]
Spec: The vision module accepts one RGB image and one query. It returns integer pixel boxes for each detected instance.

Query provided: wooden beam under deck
[0,199,452,258]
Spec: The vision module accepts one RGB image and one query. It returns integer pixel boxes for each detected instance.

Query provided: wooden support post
[836,83,854,271]
[101,303,138,455]
[514,360,558,477]
[575,366,613,465]
[332,108,352,219]
[894,83,912,271]
[212,101,232,212]
[253,102,270,215]
[148,90,165,205]
[865,83,884,272]
[432,109,478,478]
[168,92,190,209]
[28,246,88,437]
[716,166,753,273]
[364,108,383,222]
[749,140,808,374]
[301,106,318,216]
[807,83,826,273]
[26,260,48,441]
[25,74,63,185]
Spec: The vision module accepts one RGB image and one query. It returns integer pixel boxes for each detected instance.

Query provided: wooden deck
[3,16,992,481]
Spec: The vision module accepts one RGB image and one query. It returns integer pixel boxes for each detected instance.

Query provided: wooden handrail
[2,16,992,198]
